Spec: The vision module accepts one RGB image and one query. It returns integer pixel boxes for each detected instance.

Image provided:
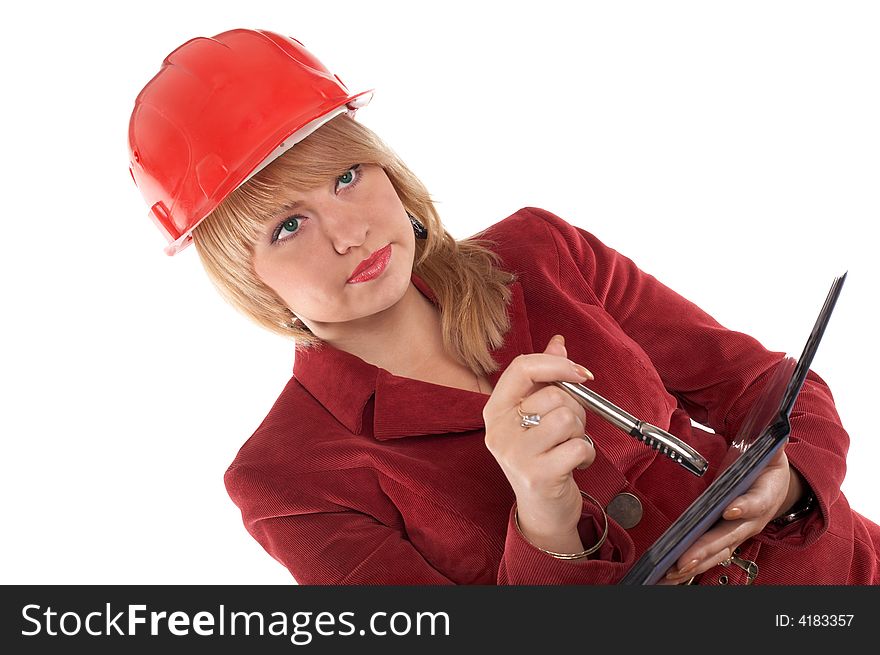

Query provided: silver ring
[517,404,541,429]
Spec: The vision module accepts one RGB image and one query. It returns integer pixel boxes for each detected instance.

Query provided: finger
[664,551,728,584]
[535,425,596,475]
[541,336,598,408]
[680,520,746,565]
[518,384,587,430]
[576,433,595,470]
[767,446,787,468]
[544,333,568,358]
[516,405,588,457]
[666,519,751,580]
[664,546,736,583]
[529,407,595,471]
[493,352,593,411]
[722,471,782,521]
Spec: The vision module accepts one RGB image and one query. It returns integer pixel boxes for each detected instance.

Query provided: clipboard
[619,272,847,585]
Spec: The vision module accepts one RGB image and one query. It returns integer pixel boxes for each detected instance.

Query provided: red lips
[347,244,392,283]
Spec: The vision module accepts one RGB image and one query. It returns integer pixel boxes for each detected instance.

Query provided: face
[250,164,416,332]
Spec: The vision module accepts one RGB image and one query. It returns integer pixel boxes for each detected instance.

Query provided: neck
[306,282,453,377]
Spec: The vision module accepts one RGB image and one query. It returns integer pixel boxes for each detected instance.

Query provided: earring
[407,211,428,240]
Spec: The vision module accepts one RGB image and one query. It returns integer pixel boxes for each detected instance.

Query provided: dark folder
[619,272,847,585]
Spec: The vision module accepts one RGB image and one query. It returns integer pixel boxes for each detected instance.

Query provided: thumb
[545,334,567,357]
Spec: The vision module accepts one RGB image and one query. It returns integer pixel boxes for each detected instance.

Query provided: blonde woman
[129,28,880,585]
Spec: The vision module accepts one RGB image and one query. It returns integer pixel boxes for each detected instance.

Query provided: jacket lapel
[293,271,533,440]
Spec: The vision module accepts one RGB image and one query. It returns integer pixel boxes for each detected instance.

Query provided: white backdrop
[2,1,877,584]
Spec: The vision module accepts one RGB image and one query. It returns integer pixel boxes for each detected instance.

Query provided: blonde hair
[192,114,516,376]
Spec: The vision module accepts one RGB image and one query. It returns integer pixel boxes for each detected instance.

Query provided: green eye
[336,165,361,191]
[271,216,302,244]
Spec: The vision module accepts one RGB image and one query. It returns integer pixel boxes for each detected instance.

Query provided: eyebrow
[265,165,358,221]
[266,200,302,222]
[277,200,301,212]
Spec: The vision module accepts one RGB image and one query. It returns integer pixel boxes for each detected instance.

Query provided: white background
[2,1,877,584]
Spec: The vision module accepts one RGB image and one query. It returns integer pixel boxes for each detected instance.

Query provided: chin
[365,269,410,314]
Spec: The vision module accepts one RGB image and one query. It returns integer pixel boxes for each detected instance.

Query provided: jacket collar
[292,272,532,440]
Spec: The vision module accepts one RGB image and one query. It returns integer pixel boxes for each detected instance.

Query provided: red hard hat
[128,29,373,256]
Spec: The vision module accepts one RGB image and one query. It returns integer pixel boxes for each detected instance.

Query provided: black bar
[2,585,876,652]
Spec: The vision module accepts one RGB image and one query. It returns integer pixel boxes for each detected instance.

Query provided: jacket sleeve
[525,206,849,547]
[497,497,636,584]
[226,463,635,584]
[225,464,455,584]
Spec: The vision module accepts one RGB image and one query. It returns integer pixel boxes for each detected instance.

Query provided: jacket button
[606,492,643,529]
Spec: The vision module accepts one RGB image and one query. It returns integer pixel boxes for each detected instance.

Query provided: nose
[318,206,369,255]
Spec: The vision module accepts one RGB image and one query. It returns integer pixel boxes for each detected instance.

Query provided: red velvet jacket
[225,207,880,585]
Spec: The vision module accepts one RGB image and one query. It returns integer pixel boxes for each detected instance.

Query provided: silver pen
[552,381,709,477]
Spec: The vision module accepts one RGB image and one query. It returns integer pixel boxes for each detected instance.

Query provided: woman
[128,28,880,585]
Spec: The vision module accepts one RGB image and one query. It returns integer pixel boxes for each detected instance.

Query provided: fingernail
[725,507,742,519]
[553,334,565,346]
[571,363,593,380]
[678,559,699,575]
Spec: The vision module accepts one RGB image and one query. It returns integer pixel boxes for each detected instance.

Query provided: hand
[661,447,795,584]
[483,334,596,552]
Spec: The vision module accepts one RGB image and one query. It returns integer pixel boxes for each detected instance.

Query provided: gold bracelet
[514,490,609,560]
